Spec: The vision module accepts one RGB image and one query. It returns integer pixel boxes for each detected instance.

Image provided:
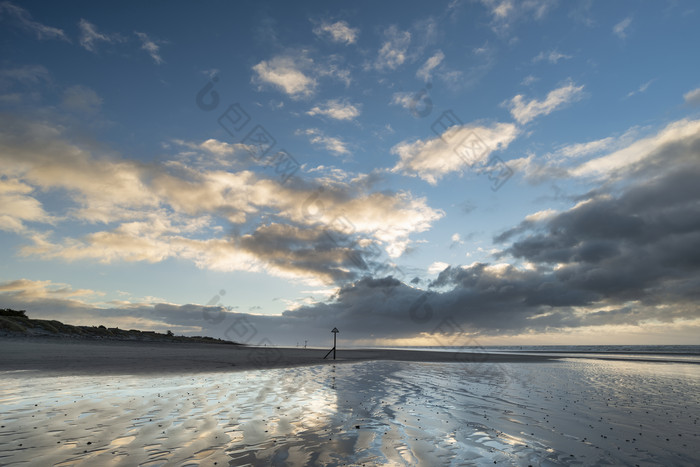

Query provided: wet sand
[0,338,555,375]
[2,357,698,466]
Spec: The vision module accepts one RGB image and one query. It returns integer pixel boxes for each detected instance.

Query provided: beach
[0,338,555,375]
[1,339,699,466]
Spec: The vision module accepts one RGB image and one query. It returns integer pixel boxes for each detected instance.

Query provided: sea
[372,344,700,364]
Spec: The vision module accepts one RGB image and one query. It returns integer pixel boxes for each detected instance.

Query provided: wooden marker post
[332,327,338,359]
[323,327,339,360]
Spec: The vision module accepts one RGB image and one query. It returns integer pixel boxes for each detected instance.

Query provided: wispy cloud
[505,81,584,124]
[479,0,558,36]
[391,121,519,184]
[316,54,352,87]
[0,1,69,41]
[298,128,350,155]
[134,31,164,64]
[313,20,358,44]
[509,125,643,184]
[374,26,411,71]
[571,119,700,179]
[0,64,50,87]
[79,19,120,52]
[613,16,632,39]
[626,79,655,98]
[684,87,700,106]
[556,136,616,159]
[0,278,101,300]
[170,138,253,168]
[521,75,538,86]
[307,98,361,120]
[512,119,700,185]
[389,92,416,111]
[62,85,102,114]
[416,50,444,82]
[532,49,572,64]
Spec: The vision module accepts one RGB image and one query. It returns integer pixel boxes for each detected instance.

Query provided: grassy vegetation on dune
[0,309,240,345]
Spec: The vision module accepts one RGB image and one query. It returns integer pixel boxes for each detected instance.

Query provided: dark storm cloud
[235,222,365,283]
[502,163,700,304]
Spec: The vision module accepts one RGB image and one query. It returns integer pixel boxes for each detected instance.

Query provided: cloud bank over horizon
[2,115,698,345]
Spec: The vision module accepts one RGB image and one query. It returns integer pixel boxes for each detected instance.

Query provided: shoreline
[4,337,696,376]
[0,337,557,375]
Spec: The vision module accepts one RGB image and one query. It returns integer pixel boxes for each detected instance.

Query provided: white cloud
[389,92,416,111]
[198,139,237,156]
[428,261,450,274]
[506,81,584,124]
[134,31,164,64]
[532,50,572,64]
[572,119,700,179]
[0,178,52,232]
[313,20,358,44]
[524,208,557,223]
[169,139,254,169]
[374,26,411,71]
[684,87,700,106]
[1,116,443,283]
[416,50,444,82]
[0,117,159,224]
[489,0,515,19]
[175,138,242,157]
[252,54,317,99]
[0,1,69,41]
[391,121,519,184]
[307,99,360,120]
[23,217,263,271]
[78,19,119,52]
[509,127,643,184]
[613,17,632,39]
[557,136,615,159]
[298,128,350,155]
[480,0,557,35]
[0,278,102,300]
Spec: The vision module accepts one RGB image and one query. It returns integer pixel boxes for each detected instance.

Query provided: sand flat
[0,338,555,375]
[2,339,699,466]
[1,356,699,466]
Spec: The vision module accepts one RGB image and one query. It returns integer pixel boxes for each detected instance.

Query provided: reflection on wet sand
[1,358,699,465]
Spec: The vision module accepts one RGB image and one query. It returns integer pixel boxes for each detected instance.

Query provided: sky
[1,0,699,347]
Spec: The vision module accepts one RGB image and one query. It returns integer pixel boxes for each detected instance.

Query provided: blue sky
[1,0,699,346]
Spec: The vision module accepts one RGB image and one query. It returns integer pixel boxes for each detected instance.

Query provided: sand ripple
[1,358,698,466]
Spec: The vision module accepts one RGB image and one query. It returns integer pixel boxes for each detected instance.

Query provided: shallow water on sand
[1,358,698,466]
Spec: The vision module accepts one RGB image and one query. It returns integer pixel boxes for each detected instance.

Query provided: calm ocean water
[367,345,700,364]
[370,344,700,353]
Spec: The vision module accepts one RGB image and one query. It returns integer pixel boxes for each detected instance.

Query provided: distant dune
[0,309,240,345]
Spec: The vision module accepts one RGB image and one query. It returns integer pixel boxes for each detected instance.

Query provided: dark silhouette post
[323,327,339,360]
[332,327,338,359]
